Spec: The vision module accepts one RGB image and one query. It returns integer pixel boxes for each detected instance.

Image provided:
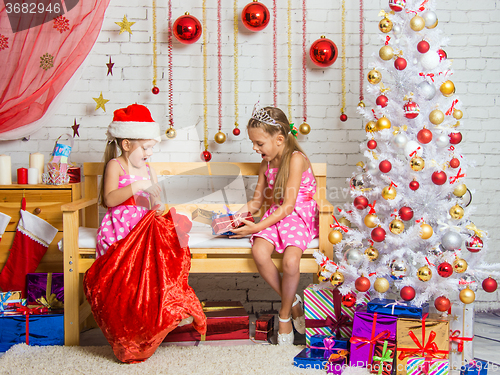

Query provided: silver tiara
[251,102,280,128]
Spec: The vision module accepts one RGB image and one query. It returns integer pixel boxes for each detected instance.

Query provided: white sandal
[277,316,294,345]
[178,316,194,327]
[292,294,306,335]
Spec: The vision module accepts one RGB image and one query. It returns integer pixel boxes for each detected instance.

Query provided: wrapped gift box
[349,310,397,368]
[460,360,488,375]
[294,347,348,374]
[369,340,396,375]
[407,357,450,375]
[163,301,249,342]
[26,273,64,308]
[367,298,429,319]
[211,212,254,235]
[254,314,274,341]
[192,208,214,226]
[309,335,349,359]
[396,314,449,375]
[0,291,25,312]
[304,284,370,346]
[449,304,474,374]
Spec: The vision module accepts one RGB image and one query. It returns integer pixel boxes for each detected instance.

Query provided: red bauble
[173,13,203,44]
[417,128,433,144]
[417,40,430,53]
[437,262,453,278]
[379,160,392,173]
[341,293,357,307]
[399,206,414,221]
[367,140,377,150]
[376,95,388,108]
[434,296,451,312]
[394,57,407,70]
[310,37,338,67]
[354,196,369,210]
[340,113,348,122]
[355,276,371,292]
[449,132,462,145]
[466,235,483,253]
[241,1,270,31]
[409,180,420,191]
[431,171,447,185]
[438,49,447,61]
[201,150,212,162]
[371,227,386,242]
[233,127,241,136]
[449,157,460,168]
[482,277,498,293]
[400,286,415,301]
[389,0,406,12]
[152,86,160,95]
[403,101,420,119]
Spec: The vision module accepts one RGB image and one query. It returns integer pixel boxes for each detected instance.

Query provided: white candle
[0,154,12,185]
[28,168,39,185]
[29,152,44,183]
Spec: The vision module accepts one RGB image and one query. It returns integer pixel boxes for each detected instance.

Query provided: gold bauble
[330,271,345,286]
[338,217,352,228]
[429,109,445,125]
[459,287,475,304]
[214,131,226,144]
[410,15,425,31]
[299,122,311,135]
[389,219,405,234]
[379,17,393,33]
[368,69,382,85]
[419,223,433,239]
[165,127,177,139]
[410,156,425,172]
[365,121,377,133]
[427,19,438,29]
[364,214,378,228]
[376,116,391,131]
[382,186,397,200]
[328,230,343,244]
[453,183,467,197]
[440,81,455,97]
[358,101,366,108]
[453,258,468,273]
[417,265,433,282]
[449,204,465,220]
[317,271,330,283]
[374,277,390,293]
[379,45,394,61]
[453,109,463,120]
[365,246,379,261]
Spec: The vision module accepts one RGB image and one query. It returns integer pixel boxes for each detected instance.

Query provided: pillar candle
[0,154,12,185]
[29,152,44,183]
[17,168,28,184]
[28,168,38,185]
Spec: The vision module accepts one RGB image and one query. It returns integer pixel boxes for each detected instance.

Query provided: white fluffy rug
[0,343,372,375]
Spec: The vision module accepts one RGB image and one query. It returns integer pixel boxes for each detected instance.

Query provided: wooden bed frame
[61,162,334,345]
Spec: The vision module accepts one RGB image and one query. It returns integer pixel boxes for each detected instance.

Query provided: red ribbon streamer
[449,168,465,184]
[446,100,459,116]
[16,305,49,345]
[385,36,390,46]
[425,257,435,267]
[368,200,377,215]
[359,0,364,102]
[419,73,435,82]
[331,215,349,232]
[409,147,421,157]
[449,329,474,353]
[371,109,378,120]
[418,0,429,12]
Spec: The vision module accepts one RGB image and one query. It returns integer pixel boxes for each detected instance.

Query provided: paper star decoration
[93,92,109,112]
[72,118,80,137]
[106,56,115,76]
[115,15,135,35]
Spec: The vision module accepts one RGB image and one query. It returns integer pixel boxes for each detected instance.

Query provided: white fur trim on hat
[107,121,161,142]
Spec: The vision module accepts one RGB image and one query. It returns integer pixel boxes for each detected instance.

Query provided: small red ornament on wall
[241,1,270,31]
[152,86,160,95]
[233,128,241,136]
[310,36,338,67]
[173,12,202,44]
[201,150,212,162]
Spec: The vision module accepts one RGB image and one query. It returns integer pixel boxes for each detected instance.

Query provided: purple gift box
[349,310,397,368]
[26,273,64,308]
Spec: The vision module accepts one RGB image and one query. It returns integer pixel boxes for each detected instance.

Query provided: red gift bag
[83,209,206,363]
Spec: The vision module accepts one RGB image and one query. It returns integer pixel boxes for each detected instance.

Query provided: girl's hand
[145,183,162,200]
[152,203,165,216]
[229,219,258,238]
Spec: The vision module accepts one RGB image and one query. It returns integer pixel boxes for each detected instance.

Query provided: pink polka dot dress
[96,160,151,259]
[251,153,319,253]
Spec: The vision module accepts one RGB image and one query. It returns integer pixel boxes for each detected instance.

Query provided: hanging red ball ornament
[432,171,447,185]
[449,132,463,145]
[403,100,420,119]
[354,196,369,210]
[400,286,415,301]
[394,57,407,70]
[371,226,386,242]
[398,206,414,221]
[355,276,371,292]
[437,262,453,278]
[438,49,447,61]
[233,127,241,136]
[417,128,433,144]
[379,160,392,173]
[449,157,460,168]
[341,293,357,307]
[482,277,498,293]
[201,150,212,162]
[173,13,203,44]
[367,140,377,150]
[310,36,338,67]
[389,0,406,12]
[376,95,388,108]
[417,40,430,53]
[434,296,451,312]
[340,113,348,122]
[152,86,160,95]
[409,180,420,191]
[241,1,270,31]
[466,235,483,253]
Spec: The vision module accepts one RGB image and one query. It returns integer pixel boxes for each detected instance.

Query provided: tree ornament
[389,0,406,12]
[482,277,498,293]
[115,15,135,35]
[440,80,455,97]
[355,276,371,292]
[340,113,348,122]
[419,223,433,239]
[393,133,408,148]
[382,186,397,200]
[364,214,378,228]
[453,183,467,197]
[394,57,407,70]
[390,219,404,234]
[152,86,160,95]
[165,127,177,139]
[241,1,270,31]
[330,271,345,287]
[309,36,338,67]
[299,123,311,135]
[201,150,212,162]
[459,287,475,304]
[371,226,386,242]
[417,265,432,282]
[403,100,420,119]
[409,180,420,191]
[214,131,226,144]
[438,49,447,61]
[434,296,451,312]
[460,189,472,207]
[233,127,241,136]
[328,230,343,244]
[374,277,390,293]
[449,132,462,145]
[173,12,202,44]
[317,271,330,283]
[410,157,425,172]
[410,15,425,31]
[417,40,430,54]
[420,51,440,70]
[379,160,392,173]
[379,17,393,33]
[376,116,391,130]
[418,81,436,100]
[453,109,463,120]
[367,140,377,149]
[379,45,394,61]
[437,262,453,278]
[466,235,483,253]
[354,196,369,209]
[442,231,462,250]
[344,247,363,266]
[400,286,415,301]
[417,128,433,144]
[432,170,447,185]
[422,10,438,28]
[376,95,388,107]
[350,175,364,190]
[399,207,414,221]
[365,246,379,261]
[449,204,464,220]
[339,217,351,228]
[367,161,380,176]
[367,69,382,84]
[390,258,407,279]
[449,157,460,169]
[341,293,357,307]
[453,258,468,273]
[435,134,449,148]
[392,24,402,35]
[429,109,444,125]
[365,121,377,133]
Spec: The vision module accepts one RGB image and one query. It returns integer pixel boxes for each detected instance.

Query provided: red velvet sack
[83,209,207,363]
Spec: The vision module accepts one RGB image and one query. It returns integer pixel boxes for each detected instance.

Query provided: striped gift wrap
[407,357,450,375]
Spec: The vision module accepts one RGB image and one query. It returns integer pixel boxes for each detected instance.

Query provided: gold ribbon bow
[466,223,487,238]
[36,294,64,310]
[403,93,415,101]
[378,10,394,18]
[393,125,407,135]
[379,83,391,94]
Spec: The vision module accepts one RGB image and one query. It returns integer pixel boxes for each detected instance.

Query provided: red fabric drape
[0,0,110,139]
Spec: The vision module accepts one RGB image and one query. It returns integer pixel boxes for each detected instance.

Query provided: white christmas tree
[314,0,499,310]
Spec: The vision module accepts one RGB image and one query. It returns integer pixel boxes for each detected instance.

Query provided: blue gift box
[366,298,429,318]
[0,311,64,352]
[294,347,347,373]
[460,360,489,375]
[309,334,349,357]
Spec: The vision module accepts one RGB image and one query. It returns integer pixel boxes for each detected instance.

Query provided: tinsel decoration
[214,0,226,144]
[166,0,175,138]
[287,0,292,122]
[358,0,364,107]
[151,0,159,95]
[300,0,309,134]
[233,0,240,136]
[340,0,347,121]
[272,0,278,107]
[201,0,210,160]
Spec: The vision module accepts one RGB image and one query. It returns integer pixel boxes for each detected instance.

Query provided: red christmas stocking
[0,212,10,242]
[0,209,57,294]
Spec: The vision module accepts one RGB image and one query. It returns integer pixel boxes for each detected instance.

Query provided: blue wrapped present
[309,334,349,357]
[367,298,428,318]
[294,347,348,374]
[460,360,489,375]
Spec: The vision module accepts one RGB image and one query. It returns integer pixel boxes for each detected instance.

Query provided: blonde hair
[99,139,125,208]
[247,106,310,204]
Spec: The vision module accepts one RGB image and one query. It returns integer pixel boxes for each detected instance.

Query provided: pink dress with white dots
[251,153,319,253]
[96,159,151,259]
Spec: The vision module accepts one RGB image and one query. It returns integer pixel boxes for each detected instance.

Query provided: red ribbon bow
[409,147,421,158]
[368,200,377,215]
[385,36,390,46]
[418,0,429,12]
[419,73,435,82]
[449,329,474,353]
[16,305,49,345]
[449,168,465,184]
[446,100,459,116]
[331,215,349,233]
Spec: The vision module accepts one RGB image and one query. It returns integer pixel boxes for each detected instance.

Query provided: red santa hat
[107,104,161,142]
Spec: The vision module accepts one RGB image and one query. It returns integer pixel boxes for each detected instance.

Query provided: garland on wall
[233,0,240,136]
[358,0,365,108]
[165,0,176,138]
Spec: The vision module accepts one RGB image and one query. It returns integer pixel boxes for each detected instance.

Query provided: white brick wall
[2,0,499,311]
